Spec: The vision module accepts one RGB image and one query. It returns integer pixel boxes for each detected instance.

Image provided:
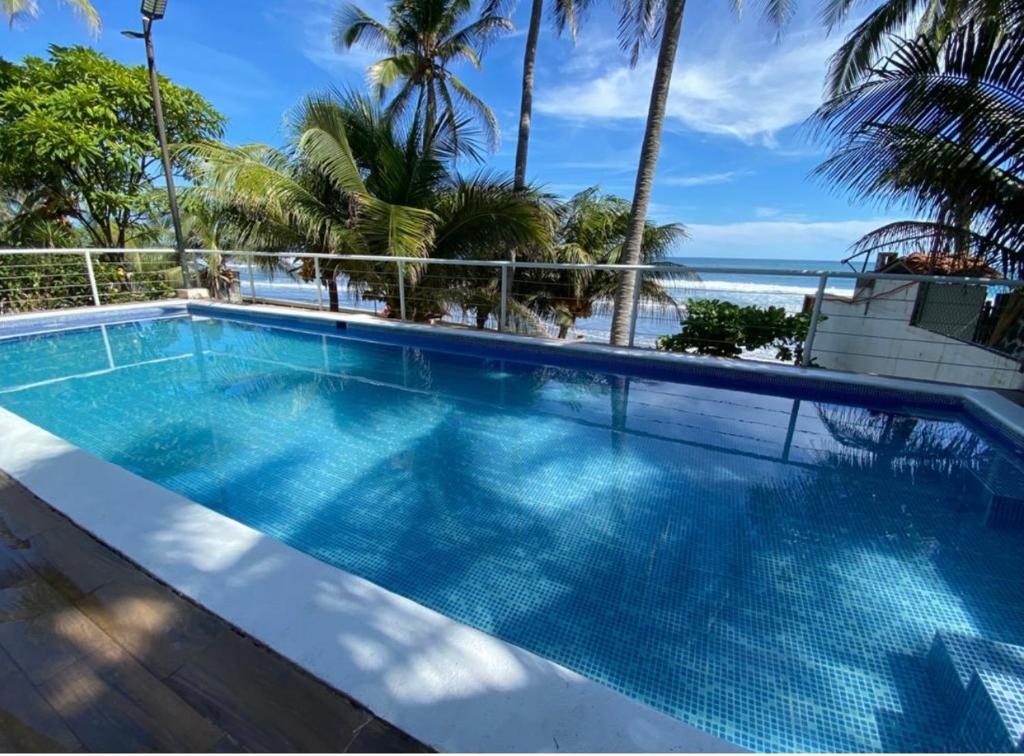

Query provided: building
[811,252,1024,389]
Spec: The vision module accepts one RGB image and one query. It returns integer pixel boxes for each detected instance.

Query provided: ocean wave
[656,278,851,298]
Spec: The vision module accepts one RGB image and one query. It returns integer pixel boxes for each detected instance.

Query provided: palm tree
[335,0,512,157]
[814,14,1024,276]
[2,0,99,32]
[521,187,691,338]
[608,0,797,346]
[604,0,1016,345]
[607,0,686,346]
[184,91,551,317]
[513,0,593,190]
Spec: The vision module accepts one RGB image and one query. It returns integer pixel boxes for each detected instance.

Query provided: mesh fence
[0,251,181,315]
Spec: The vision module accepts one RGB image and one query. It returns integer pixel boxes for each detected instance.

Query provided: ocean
[229,257,857,346]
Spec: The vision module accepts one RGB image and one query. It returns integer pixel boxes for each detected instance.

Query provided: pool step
[927,632,1024,752]
[965,458,1024,530]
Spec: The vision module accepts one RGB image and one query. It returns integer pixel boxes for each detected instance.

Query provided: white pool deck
[1,300,1023,753]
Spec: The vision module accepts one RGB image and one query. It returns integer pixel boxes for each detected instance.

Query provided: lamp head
[140,0,167,20]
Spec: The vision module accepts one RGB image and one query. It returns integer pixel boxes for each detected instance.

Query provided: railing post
[802,274,828,367]
[84,251,101,307]
[397,261,407,321]
[247,254,257,301]
[314,257,324,311]
[627,269,643,348]
[499,263,509,332]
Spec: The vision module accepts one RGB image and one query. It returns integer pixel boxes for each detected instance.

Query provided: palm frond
[815,18,1024,276]
[617,0,666,67]
[553,0,596,39]
[824,0,924,96]
[334,4,399,53]
[446,73,500,150]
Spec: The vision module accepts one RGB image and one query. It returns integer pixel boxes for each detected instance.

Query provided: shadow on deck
[0,471,428,753]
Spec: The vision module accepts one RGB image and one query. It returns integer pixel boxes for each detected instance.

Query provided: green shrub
[657,298,816,364]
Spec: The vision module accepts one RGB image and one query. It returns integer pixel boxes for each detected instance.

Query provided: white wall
[811,279,1024,390]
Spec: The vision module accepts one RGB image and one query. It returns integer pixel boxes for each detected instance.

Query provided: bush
[657,298,815,364]
[0,252,178,315]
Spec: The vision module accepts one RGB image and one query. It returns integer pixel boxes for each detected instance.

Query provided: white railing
[1,248,1023,389]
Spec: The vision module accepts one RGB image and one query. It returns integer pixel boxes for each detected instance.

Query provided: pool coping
[1,299,1023,753]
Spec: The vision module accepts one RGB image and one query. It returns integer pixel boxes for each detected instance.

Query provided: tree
[0,46,224,248]
[185,91,551,316]
[335,0,511,156]
[513,0,592,190]
[521,187,689,337]
[814,15,1024,276]
[607,0,685,346]
[1,0,99,34]
[607,0,796,346]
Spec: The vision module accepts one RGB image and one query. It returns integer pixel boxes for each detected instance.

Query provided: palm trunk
[608,0,686,346]
[326,274,340,312]
[424,82,437,153]
[514,0,544,191]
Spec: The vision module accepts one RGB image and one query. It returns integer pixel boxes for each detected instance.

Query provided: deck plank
[0,470,427,752]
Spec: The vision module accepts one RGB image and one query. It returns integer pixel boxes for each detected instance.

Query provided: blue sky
[1,0,899,260]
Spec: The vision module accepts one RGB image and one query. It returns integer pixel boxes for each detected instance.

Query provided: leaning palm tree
[335,0,512,157]
[814,14,1024,276]
[513,0,594,190]
[2,0,99,32]
[607,0,797,346]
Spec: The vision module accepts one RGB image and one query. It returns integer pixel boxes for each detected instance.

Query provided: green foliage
[657,298,815,364]
[815,14,1024,276]
[1,0,100,32]
[185,90,553,320]
[335,0,512,157]
[0,252,176,314]
[0,45,224,248]
[516,187,691,337]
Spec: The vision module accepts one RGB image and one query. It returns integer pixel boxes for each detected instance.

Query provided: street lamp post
[124,0,191,288]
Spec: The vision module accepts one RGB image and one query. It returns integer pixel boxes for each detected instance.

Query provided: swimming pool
[1,304,1023,752]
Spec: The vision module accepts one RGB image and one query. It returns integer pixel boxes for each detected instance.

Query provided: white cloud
[535,23,834,144]
[663,171,747,187]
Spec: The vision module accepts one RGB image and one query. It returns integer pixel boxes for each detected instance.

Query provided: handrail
[2,247,1021,287]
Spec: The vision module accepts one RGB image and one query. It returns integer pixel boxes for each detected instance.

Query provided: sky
[0,0,901,261]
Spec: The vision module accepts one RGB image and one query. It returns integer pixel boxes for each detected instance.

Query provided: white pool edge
[0,406,741,753]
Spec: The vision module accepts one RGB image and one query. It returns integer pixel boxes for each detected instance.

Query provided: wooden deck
[0,472,428,753]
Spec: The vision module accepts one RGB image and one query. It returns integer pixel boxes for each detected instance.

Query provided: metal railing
[2,248,1023,389]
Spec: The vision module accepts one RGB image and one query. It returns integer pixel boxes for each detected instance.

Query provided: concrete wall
[811,279,1024,389]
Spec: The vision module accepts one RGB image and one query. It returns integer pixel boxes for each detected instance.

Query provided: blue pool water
[1,312,1023,752]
